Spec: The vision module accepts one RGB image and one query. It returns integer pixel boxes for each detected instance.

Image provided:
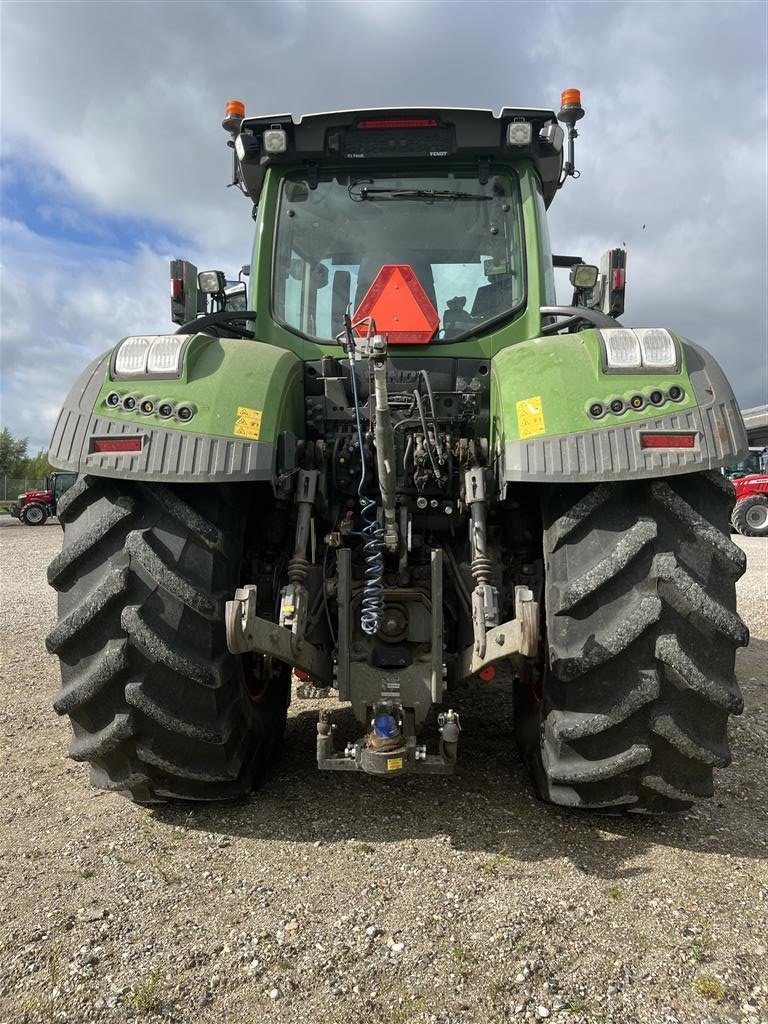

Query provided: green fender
[491,329,747,484]
[48,334,305,483]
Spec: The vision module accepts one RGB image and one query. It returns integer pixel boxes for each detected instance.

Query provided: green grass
[690,940,711,963]
[606,885,623,901]
[566,996,590,1013]
[692,975,725,1000]
[388,996,427,1024]
[483,847,513,874]
[128,971,164,1014]
[451,945,475,977]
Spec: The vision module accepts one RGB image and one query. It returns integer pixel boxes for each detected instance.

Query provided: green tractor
[46,92,749,810]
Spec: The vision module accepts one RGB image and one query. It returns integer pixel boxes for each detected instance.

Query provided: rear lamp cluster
[587,386,684,420]
[112,335,191,379]
[105,392,196,423]
[598,328,679,372]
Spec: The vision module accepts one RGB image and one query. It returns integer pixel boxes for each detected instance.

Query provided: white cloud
[1,220,173,448]
[0,0,766,451]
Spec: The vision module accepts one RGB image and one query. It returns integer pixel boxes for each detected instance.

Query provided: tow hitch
[316,706,461,776]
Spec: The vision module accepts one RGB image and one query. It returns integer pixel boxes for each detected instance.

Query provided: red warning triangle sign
[353,264,439,345]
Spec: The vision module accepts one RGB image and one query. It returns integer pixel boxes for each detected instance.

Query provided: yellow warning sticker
[387,757,404,772]
[516,395,546,439]
[233,406,262,440]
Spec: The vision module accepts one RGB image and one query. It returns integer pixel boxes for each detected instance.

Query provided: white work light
[506,121,532,147]
[601,329,642,370]
[113,335,191,378]
[147,335,187,375]
[263,127,288,153]
[599,328,679,372]
[636,328,678,369]
[114,336,152,376]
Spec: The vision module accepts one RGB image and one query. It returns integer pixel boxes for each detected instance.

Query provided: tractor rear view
[45,93,749,811]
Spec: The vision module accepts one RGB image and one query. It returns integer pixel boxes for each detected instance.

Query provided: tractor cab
[215,100,604,350]
[172,98,625,346]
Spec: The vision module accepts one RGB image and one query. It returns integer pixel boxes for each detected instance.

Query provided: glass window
[272,170,525,342]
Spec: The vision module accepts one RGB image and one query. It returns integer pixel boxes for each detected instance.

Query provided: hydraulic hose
[346,332,384,637]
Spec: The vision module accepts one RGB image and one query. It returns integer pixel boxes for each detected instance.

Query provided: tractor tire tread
[519,472,747,812]
[47,477,287,803]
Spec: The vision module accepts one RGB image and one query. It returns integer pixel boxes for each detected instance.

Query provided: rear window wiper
[350,185,492,203]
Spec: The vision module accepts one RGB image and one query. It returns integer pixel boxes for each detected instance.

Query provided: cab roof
[233,106,565,207]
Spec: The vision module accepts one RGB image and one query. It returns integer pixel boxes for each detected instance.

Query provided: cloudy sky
[1,0,766,453]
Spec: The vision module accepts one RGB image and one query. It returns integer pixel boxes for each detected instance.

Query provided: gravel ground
[0,522,766,1024]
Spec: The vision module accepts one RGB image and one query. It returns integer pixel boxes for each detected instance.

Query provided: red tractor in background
[732,473,768,537]
[723,447,768,537]
[8,473,76,526]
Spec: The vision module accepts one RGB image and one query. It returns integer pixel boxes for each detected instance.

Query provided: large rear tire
[732,495,768,537]
[22,503,48,525]
[514,472,748,812]
[46,476,289,803]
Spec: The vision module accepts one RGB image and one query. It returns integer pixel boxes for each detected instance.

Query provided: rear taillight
[640,433,696,449]
[90,437,143,454]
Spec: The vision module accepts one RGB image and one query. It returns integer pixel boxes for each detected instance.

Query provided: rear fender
[48,335,304,484]
[492,329,747,486]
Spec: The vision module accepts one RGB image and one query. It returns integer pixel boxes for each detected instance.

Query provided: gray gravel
[0,526,766,1024]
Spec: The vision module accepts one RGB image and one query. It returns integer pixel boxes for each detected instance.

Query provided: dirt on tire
[46,476,288,803]
[518,472,748,812]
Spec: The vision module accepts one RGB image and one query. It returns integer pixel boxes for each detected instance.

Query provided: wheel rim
[25,507,43,523]
[745,504,768,530]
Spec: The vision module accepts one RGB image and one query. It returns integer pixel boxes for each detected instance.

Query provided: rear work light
[263,127,288,153]
[635,328,677,369]
[113,335,191,379]
[600,328,679,372]
[640,433,696,449]
[90,437,143,454]
[601,329,642,369]
[506,121,532,146]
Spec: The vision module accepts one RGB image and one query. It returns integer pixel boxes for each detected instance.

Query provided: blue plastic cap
[373,713,399,739]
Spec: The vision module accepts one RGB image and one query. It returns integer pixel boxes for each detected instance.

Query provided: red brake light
[294,668,311,682]
[478,665,497,682]
[91,437,143,454]
[353,265,439,345]
[640,433,696,449]
[356,118,438,130]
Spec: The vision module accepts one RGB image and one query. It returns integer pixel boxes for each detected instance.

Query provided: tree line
[0,427,55,479]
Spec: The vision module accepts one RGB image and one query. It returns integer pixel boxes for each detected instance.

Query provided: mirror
[223,282,247,311]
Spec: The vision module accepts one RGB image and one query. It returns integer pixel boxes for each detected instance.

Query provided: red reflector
[478,665,497,682]
[612,268,625,289]
[356,118,438,129]
[171,278,183,300]
[294,668,311,682]
[640,433,696,449]
[91,437,143,453]
[354,264,439,345]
